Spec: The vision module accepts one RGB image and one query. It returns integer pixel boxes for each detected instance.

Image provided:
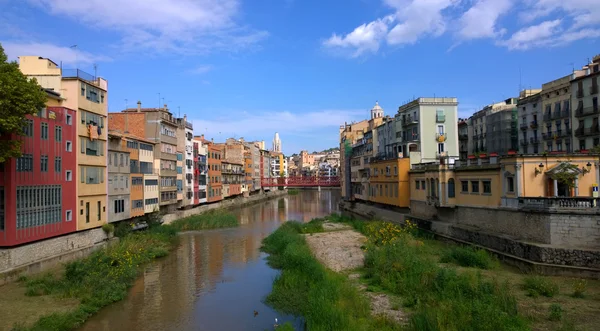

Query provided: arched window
[448,178,455,198]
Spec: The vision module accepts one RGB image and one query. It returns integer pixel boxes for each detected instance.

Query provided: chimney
[201,134,204,140]
[137,101,141,112]
[163,104,168,111]
[183,114,187,122]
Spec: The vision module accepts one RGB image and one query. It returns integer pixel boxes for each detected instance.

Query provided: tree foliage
[0,43,47,163]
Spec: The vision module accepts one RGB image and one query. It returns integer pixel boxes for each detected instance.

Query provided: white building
[272,132,282,153]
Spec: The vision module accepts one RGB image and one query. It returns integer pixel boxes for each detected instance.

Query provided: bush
[572,279,587,298]
[114,221,133,238]
[523,276,559,298]
[440,246,499,270]
[549,303,563,321]
[287,188,300,195]
[101,223,115,235]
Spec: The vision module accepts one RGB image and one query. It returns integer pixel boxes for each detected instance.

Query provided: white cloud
[386,0,458,45]
[323,16,393,57]
[498,19,561,50]
[26,0,268,54]
[457,0,513,40]
[191,109,365,139]
[189,65,213,75]
[3,42,110,65]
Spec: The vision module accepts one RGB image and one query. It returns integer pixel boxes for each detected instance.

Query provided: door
[85,202,90,223]
[557,182,571,197]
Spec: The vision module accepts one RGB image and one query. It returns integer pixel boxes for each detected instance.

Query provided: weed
[523,276,559,298]
[169,209,239,232]
[299,218,324,234]
[277,322,296,331]
[101,223,115,235]
[572,279,587,298]
[287,189,300,195]
[440,246,499,270]
[549,303,563,321]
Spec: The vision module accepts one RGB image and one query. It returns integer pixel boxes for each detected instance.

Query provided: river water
[79,189,340,331]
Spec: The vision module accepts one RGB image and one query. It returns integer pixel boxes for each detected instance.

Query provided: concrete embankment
[0,190,288,285]
[340,200,600,279]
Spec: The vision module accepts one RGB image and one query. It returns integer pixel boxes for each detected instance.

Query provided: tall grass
[261,221,400,331]
[287,188,300,195]
[523,276,559,298]
[16,226,178,331]
[169,209,238,231]
[440,246,499,270]
[363,234,528,331]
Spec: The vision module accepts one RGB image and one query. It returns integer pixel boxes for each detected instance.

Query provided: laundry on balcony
[88,124,99,141]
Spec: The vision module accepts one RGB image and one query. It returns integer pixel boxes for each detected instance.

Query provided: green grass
[440,246,499,270]
[15,225,178,331]
[168,209,239,231]
[362,231,528,331]
[523,276,559,298]
[287,189,300,195]
[261,221,400,331]
[549,303,563,321]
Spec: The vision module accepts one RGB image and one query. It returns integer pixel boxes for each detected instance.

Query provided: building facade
[572,56,600,151]
[368,157,410,208]
[517,90,542,154]
[541,76,573,153]
[206,142,222,202]
[107,133,131,223]
[458,119,469,160]
[0,103,77,246]
[192,139,208,205]
[397,97,459,162]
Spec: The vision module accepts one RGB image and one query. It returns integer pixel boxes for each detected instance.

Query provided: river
[79,189,340,331]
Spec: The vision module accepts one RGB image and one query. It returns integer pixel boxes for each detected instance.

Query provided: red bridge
[260,176,340,187]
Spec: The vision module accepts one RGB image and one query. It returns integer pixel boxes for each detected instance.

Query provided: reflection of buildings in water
[277,198,287,222]
[239,212,249,225]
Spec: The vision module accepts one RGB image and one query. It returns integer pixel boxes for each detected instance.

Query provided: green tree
[0,43,47,163]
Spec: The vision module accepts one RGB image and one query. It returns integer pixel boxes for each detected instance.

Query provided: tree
[0,43,47,163]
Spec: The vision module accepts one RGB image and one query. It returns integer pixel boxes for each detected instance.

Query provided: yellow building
[19,57,109,230]
[409,153,600,210]
[368,157,410,207]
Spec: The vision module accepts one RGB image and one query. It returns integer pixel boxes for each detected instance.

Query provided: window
[66,210,72,221]
[66,113,72,125]
[438,143,444,153]
[55,126,62,142]
[54,157,61,173]
[394,166,397,175]
[471,181,479,193]
[416,180,420,189]
[41,122,49,140]
[16,154,34,172]
[132,177,143,185]
[82,166,104,184]
[119,154,123,166]
[448,179,455,198]
[66,170,72,181]
[483,181,491,194]
[114,199,125,214]
[580,140,586,150]
[132,200,144,209]
[80,110,104,127]
[461,181,468,193]
[23,119,34,137]
[145,179,158,186]
[145,198,158,205]
[40,155,48,172]
[97,201,101,221]
[421,180,426,190]
[81,138,104,156]
[66,141,72,152]
[437,125,444,134]
[15,185,62,229]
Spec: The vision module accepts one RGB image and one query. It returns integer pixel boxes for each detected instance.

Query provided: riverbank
[2,205,261,330]
[263,215,600,331]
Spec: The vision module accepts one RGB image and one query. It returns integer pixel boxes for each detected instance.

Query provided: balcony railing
[530,120,538,128]
[407,134,419,141]
[576,89,584,98]
[530,137,540,144]
[436,114,445,123]
[520,139,528,146]
[543,113,551,121]
[575,126,600,136]
[459,133,468,140]
[221,169,245,175]
[515,197,600,211]
[520,123,528,130]
[61,69,96,83]
[591,85,598,95]
[403,116,419,126]
[575,106,599,117]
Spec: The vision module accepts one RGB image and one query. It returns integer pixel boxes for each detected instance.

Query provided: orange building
[368,157,411,207]
[206,142,222,203]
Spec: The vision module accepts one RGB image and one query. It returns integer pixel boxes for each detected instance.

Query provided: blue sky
[1,0,599,154]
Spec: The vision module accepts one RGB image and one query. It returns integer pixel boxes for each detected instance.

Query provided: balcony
[403,116,419,126]
[543,113,552,121]
[459,133,468,140]
[591,85,598,95]
[435,133,447,142]
[530,120,538,128]
[576,89,584,98]
[575,126,600,137]
[515,197,600,212]
[407,134,420,141]
[520,123,528,130]
[575,106,600,118]
[436,113,445,123]
[520,139,528,146]
[530,137,540,144]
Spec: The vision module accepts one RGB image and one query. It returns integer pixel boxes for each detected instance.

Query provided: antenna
[178,106,181,118]
[125,98,128,110]
[157,93,161,109]
[93,63,97,79]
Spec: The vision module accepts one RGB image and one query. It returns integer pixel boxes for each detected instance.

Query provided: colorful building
[222,161,244,197]
[0,101,78,246]
[107,132,131,223]
[205,140,222,202]
[368,156,410,208]
[176,116,194,207]
[193,139,208,204]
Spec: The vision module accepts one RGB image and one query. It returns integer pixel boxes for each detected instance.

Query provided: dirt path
[303,222,406,324]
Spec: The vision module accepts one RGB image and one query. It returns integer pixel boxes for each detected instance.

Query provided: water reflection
[79,189,340,331]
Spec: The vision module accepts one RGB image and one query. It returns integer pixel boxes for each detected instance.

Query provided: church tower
[371,101,383,119]
[272,132,282,153]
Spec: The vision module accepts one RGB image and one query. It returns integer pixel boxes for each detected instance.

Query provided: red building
[0,104,78,247]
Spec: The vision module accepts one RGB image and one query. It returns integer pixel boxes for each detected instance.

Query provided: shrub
[101,223,115,235]
[549,303,563,321]
[114,221,133,238]
[523,276,559,298]
[169,209,238,231]
[572,279,587,298]
[287,188,300,195]
[440,246,499,270]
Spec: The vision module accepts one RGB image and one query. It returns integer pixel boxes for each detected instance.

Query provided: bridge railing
[260,176,340,187]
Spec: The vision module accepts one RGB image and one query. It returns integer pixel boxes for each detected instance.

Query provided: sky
[1,0,599,155]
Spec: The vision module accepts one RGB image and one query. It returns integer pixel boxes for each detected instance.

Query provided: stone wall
[550,213,600,248]
[0,228,109,285]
